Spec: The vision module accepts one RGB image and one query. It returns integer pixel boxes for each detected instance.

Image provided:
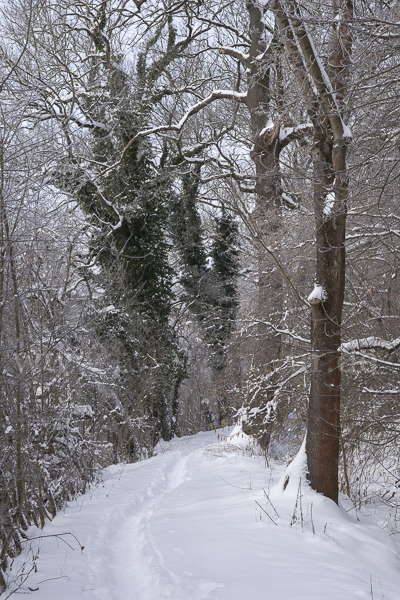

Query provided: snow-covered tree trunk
[307,0,352,502]
[237,1,284,448]
[271,0,353,501]
[307,133,347,502]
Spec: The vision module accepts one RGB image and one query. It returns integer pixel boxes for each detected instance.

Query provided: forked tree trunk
[270,0,352,502]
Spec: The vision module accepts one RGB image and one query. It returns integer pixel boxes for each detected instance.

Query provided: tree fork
[270,0,352,501]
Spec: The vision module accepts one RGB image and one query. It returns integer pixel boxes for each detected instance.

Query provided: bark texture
[242,1,283,448]
[270,0,353,502]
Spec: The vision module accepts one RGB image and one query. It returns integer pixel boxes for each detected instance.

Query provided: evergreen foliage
[52,27,186,452]
[2,0,400,590]
[171,168,239,424]
[210,204,239,358]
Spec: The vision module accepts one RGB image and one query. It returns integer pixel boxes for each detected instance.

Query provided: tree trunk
[270,0,352,501]
[306,132,347,502]
[243,1,283,448]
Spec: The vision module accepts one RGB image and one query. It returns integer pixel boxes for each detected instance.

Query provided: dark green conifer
[171,166,239,425]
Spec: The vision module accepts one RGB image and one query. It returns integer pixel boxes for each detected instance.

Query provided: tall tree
[33,0,192,449]
[269,0,353,501]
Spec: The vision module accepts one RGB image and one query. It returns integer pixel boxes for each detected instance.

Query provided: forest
[0,0,399,591]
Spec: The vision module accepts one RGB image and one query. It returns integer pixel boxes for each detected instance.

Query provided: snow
[258,119,274,137]
[324,191,335,215]
[102,304,118,313]
[308,284,327,304]
[58,93,74,102]
[342,123,353,139]
[279,126,293,140]
[282,191,297,207]
[220,47,249,63]
[279,123,313,143]
[340,336,400,353]
[175,90,248,130]
[2,428,400,600]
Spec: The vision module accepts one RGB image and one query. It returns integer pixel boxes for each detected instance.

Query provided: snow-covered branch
[245,320,310,345]
[270,0,352,142]
[340,337,400,353]
[308,284,327,305]
[219,46,250,67]
[278,123,313,148]
[100,89,248,180]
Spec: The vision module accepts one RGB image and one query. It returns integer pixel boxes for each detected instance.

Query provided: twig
[255,500,278,525]
[24,532,84,552]
[263,489,280,518]
[37,575,69,585]
[311,502,315,536]
[299,478,304,531]
[340,432,351,498]
[219,476,251,490]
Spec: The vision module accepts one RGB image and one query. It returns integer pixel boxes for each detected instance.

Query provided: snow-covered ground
[2,427,400,600]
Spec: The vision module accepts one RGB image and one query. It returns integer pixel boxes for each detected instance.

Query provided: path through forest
[2,428,400,599]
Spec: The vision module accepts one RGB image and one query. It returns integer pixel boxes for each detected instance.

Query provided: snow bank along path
[2,428,400,599]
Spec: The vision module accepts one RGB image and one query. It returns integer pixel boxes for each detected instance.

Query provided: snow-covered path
[2,428,400,599]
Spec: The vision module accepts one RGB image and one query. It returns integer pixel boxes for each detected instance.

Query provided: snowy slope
[2,428,400,600]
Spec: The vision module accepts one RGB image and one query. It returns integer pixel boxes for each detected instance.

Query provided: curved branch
[99,89,248,179]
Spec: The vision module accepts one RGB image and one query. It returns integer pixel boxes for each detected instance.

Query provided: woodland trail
[2,428,400,600]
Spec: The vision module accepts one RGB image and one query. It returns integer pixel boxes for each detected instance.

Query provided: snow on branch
[279,122,313,149]
[369,20,400,39]
[219,46,250,67]
[340,336,400,353]
[100,89,248,179]
[270,0,352,142]
[343,351,400,370]
[307,284,327,305]
[361,388,400,395]
[246,320,310,345]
